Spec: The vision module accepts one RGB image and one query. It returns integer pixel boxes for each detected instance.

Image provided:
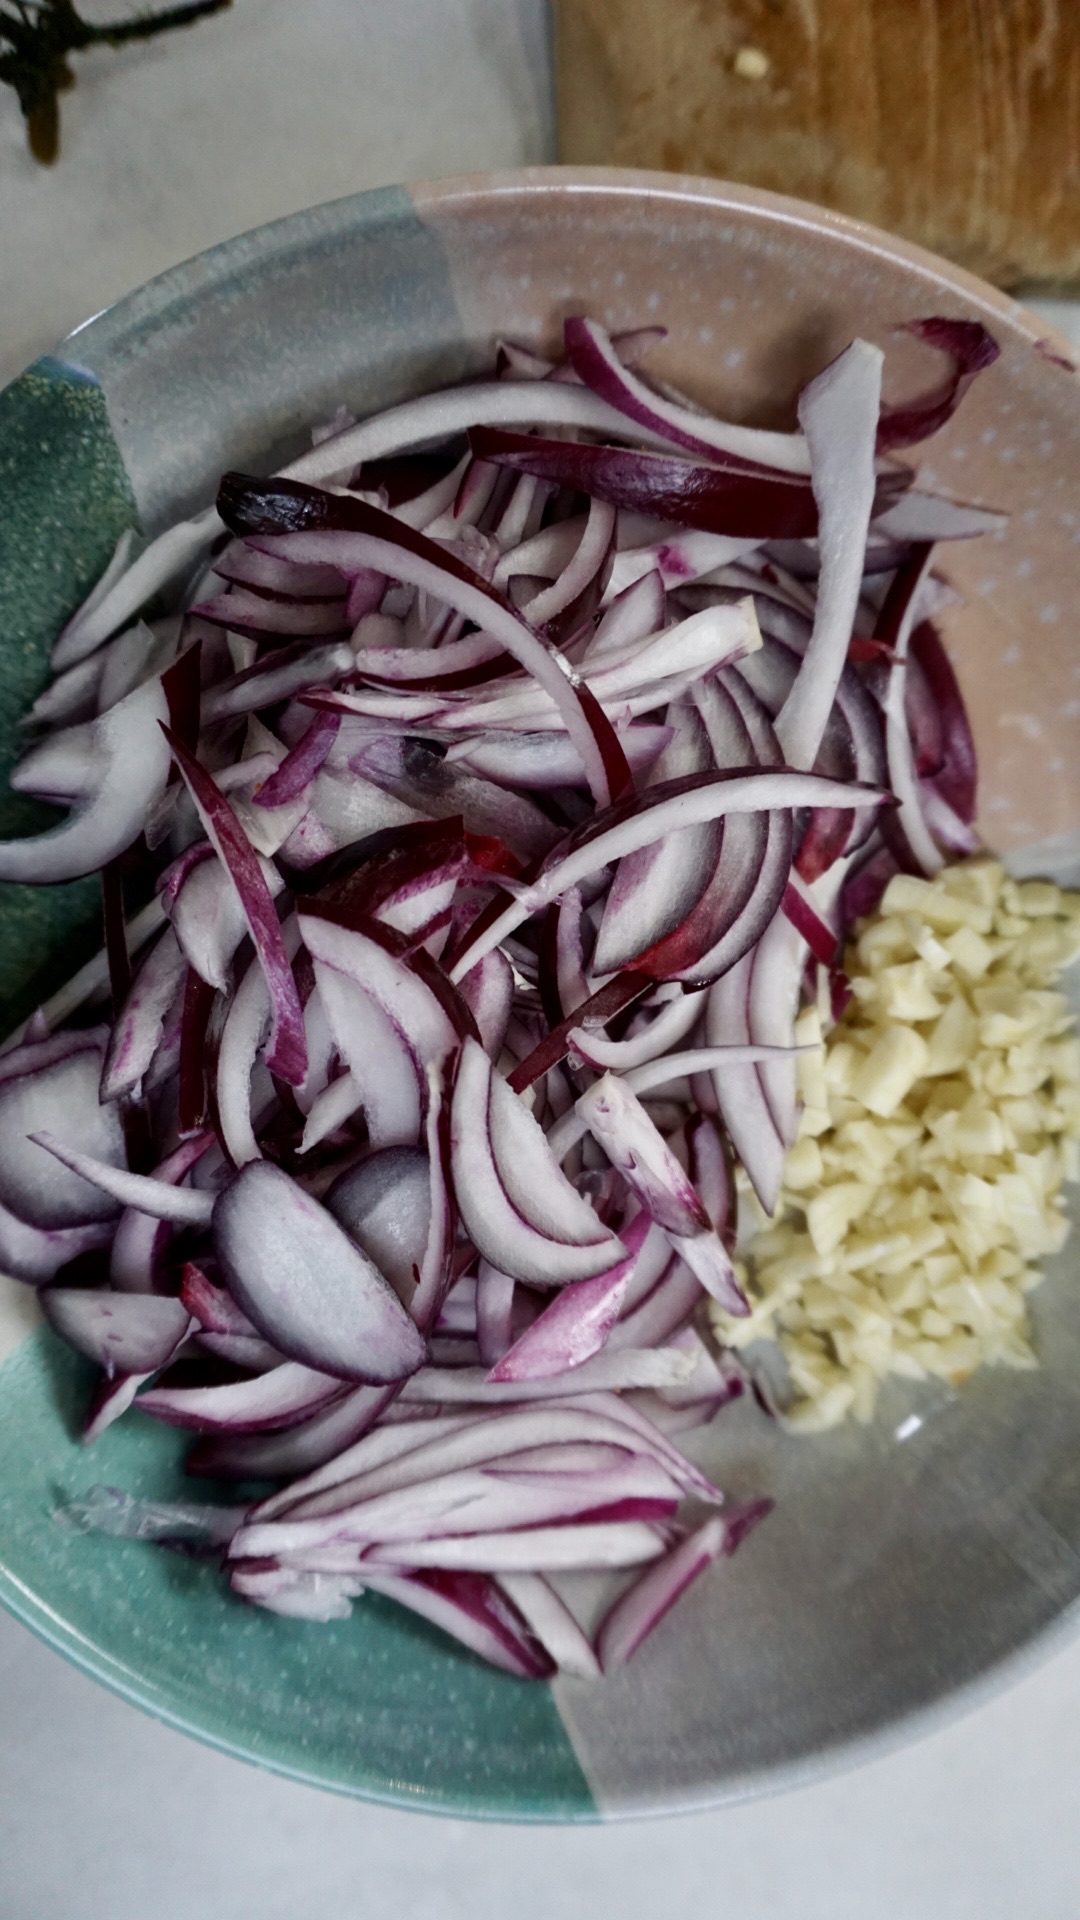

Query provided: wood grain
[555,0,1080,286]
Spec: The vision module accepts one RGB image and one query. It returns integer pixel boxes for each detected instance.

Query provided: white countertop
[3,5,1080,1913]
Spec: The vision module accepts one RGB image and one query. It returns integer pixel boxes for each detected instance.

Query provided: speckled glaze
[1,170,1080,1820]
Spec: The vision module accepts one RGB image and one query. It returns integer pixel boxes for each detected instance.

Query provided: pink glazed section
[412,168,1080,859]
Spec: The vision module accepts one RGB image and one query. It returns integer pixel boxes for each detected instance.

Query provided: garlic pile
[712,861,1080,1431]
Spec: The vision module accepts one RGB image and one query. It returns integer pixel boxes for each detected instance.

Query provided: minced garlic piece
[710,860,1080,1432]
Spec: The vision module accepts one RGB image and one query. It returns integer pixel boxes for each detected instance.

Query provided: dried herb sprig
[1,0,232,163]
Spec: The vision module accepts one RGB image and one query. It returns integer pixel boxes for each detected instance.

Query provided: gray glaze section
[61,186,476,530]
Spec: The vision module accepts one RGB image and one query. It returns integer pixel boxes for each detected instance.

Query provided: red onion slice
[0,1045,128,1229]
[362,1521,669,1574]
[876,318,1000,452]
[218,477,632,808]
[470,428,826,536]
[595,1507,770,1670]
[775,342,882,772]
[357,1569,554,1678]
[496,1572,600,1677]
[110,1135,213,1294]
[138,1362,347,1432]
[399,1346,696,1404]
[449,768,887,980]
[325,1147,432,1307]
[163,728,307,1086]
[575,1074,747,1314]
[450,1038,623,1286]
[0,677,172,885]
[29,1133,215,1226]
[485,1232,645,1383]
[705,953,787,1215]
[40,1289,191,1377]
[211,1161,427,1384]
[563,317,812,475]
[0,1201,113,1287]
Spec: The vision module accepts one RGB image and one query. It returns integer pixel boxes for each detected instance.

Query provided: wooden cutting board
[555,0,1080,287]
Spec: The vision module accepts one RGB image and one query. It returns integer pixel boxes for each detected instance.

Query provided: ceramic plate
[2,170,1080,1819]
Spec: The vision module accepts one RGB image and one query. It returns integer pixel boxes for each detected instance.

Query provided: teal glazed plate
[3,170,1080,1820]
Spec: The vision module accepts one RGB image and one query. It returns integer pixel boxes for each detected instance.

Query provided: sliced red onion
[775,342,882,771]
[449,768,886,980]
[282,380,687,491]
[215,951,273,1167]
[211,539,346,599]
[40,1289,191,1377]
[197,1330,285,1372]
[476,1263,516,1368]
[487,1050,623,1252]
[782,875,839,965]
[457,949,514,1059]
[191,588,347,638]
[876,318,1000,452]
[873,491,1006,542]
[52,528,136,658]
[604,531,762,604]
[212,1161,428,1384]
[306,966,423,1150]
[0,1044,127,1229]
[168,851,285,994]
[748,906,807,1150]
[10,721,102,805]
[83,1370,156,1442]
[325,1147,432,1307]
[0,677,171,884]
[99,925,187,1101]
[351,737,560,863]
[51,511,218,668]
[450,1038,623,1286]
[449,723,670,793]
[257,1405,676,1520]
[234,1455,678,1558]
[110,1135,213,1293]
[163,729,307,1085]
[29,1134,214,1226]
[880,546,945,874]
[137,1362,347,1432]
[228,1565,364,1623]
[575,1074,747,1313]
[298,910,460,1069]
[399,1345,696,1405]
[93,614,177,715]
[592,699,722,974]
[357,1568,554,1678]
[705,953,787,1215]
[470,428,829,538]
[254,713,340,808]
[362,1520,668,1574]
[0,1201,113,1287]
[521,494,616,638]
[187,1384,400,1480]
[594,1511,762,1671]
[201,642,357,724]
[567,990,705,1071]
[485,1234,644,1383]
[605,1252,702,1352]
[910,621,977,825]
[918,781,980,855]
[563,317,811,474]
[218,477,632,808]
[496,1572,600,1677]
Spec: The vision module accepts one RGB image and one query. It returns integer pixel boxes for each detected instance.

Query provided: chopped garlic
[712,859,1080,1431]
